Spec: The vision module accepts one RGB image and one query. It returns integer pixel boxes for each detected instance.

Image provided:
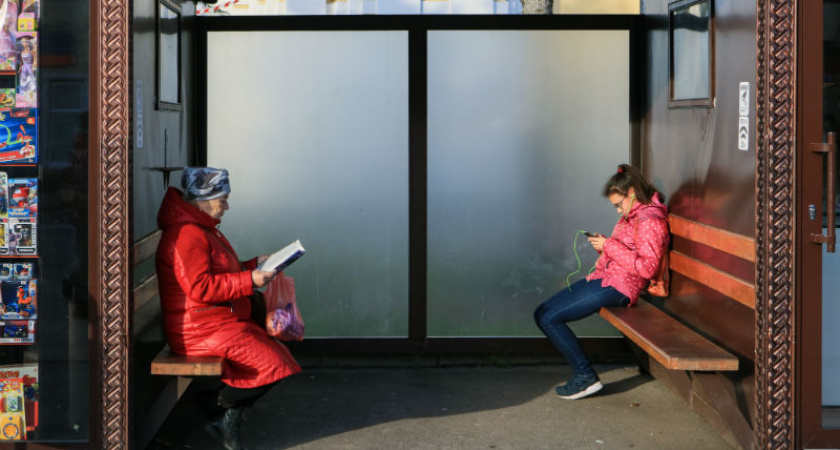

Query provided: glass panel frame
[426,29,631,338]
[195,15,641,351]
[204,30,410,338]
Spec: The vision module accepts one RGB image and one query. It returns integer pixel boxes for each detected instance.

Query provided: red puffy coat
[155,187,301,388]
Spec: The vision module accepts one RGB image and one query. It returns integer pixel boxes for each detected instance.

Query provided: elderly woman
[156,167,301,450]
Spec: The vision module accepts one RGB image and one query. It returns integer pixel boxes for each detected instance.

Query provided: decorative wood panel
[98,0,131,446]
[755,0,796,449]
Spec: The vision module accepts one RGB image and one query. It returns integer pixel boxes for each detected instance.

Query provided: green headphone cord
[566,230,599,291]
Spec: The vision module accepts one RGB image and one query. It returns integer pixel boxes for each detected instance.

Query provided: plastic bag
[263,272,305,341]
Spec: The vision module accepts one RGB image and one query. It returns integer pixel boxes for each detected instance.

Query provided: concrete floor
[147,364,735,450]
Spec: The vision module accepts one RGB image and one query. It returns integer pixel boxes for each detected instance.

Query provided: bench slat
[669,250,756,310]
[134,230,162,267]
[668,214,755,262]
[151,345,224,376]
[133,274,159,312]
[599,300,738,371]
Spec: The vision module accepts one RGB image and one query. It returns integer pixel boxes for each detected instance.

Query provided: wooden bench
[599,213,754,372]
[151,345,223,376]
[134,230,224,449]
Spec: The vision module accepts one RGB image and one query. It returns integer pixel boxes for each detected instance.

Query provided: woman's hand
[588,234,607,252]
[251,269,276,288]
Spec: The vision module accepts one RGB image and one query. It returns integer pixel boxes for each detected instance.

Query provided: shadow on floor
[147,364,733,450]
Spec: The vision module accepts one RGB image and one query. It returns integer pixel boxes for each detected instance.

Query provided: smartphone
[584,231,599,237]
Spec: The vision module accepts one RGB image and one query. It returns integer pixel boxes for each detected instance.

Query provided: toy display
[0,278,35,319]
[0,320,33,344]
[14,33,34,108]
[0,376,25,439]
[0,173,7,218]
[0,76,13,109]
[0,1,18,34]
[7,178,34,217]
[0,110,37,163]
[6,218,34,255]
[12,263,29,280]
[0,0,37,439]
[0,32,14,73]
[0,365,36,432]
[17,0,37,32]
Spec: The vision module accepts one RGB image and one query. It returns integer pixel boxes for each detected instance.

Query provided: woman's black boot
[204,406,248,450]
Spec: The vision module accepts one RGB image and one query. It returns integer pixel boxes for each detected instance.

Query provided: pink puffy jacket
[587,192,669,305]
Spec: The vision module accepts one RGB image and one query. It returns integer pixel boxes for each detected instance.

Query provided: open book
[257,239,305,273]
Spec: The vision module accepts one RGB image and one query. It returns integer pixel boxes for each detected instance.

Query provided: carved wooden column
[93,0,131,447]
[755,0,797,449]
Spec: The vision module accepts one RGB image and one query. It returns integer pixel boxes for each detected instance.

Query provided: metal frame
[194,14,642,357]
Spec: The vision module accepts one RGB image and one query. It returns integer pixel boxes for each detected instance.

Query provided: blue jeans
[534,279,629,377]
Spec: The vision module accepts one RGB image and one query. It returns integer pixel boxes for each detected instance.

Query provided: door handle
[810,132,837,252]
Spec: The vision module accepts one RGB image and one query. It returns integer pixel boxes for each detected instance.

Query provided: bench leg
[136,376,192,450]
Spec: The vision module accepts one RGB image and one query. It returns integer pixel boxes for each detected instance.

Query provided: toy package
[7,178,34,217]
[0,222,7,256]
[0,365,36,433]
[12,263,29,280]
[17,0,36,32]
[13,33,34,108]
[0,319,33,344]
[0,278,34,319]
[0,109,37,163]
[6,218,34,255]
[0,32,15,72]
[0,75,13,109]
[0,1,18,35]
[0,173,7,218]
[0,377,25,439]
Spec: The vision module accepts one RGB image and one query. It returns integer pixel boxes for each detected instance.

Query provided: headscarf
[181,166,231,201]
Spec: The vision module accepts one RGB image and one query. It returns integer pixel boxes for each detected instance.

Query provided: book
[257,240,305,273]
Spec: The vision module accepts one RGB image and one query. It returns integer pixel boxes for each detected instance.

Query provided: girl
[534,164,669,400]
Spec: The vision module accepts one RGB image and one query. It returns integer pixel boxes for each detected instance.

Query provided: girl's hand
[588,234,607,252]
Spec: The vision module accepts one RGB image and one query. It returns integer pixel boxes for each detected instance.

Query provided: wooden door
[798,0,840,447]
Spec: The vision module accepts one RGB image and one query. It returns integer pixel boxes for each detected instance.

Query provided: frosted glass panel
[207,31,409,337]
[427,30,630,337]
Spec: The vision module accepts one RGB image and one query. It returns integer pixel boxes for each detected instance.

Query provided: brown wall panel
[642,0,757,355]
[641,0,757,446]
[132,0,197,237]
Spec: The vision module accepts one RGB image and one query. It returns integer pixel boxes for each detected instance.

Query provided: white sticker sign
[738,116,749,151]
[739,82,750,116]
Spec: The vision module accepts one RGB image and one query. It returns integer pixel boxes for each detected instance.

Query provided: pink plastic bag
[263,272,305,341]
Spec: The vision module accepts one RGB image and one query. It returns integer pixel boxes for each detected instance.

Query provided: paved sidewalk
[148,364,734,450]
